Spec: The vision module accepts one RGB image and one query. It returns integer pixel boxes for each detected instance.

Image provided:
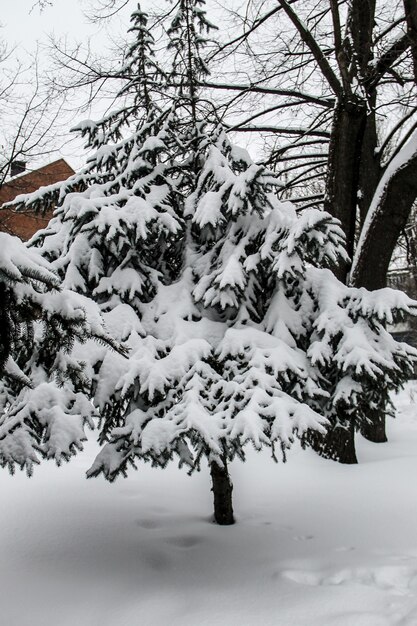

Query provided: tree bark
[351,153,417,290]
[360,408,387,443]
[404,0,417,83]
[357,392,387,446]
[351,155,417,443]
[210,456,235,525]
[348,0,376,76]
[357,104,381,227]
[310,417,357,464]
[357,108,385,444]
[324,97,367,281]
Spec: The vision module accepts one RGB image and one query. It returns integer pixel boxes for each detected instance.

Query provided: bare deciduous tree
[0,38,66,188]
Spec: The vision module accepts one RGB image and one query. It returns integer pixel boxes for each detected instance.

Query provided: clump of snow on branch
[0,233,120,475]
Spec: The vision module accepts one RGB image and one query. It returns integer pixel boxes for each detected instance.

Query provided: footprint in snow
[334,546,356,552]
[136,519,160,530]
[165,535,202,548]
[293,534,314,541]
[151,505,169,514]
[282,565,417,596]
[281,569,321,586]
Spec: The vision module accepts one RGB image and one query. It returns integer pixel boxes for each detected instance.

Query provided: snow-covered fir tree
[301,268,416,463]
[118,4,165,114]
[5,0,417,523]
[0,233,119,474]
[167,0,214,95]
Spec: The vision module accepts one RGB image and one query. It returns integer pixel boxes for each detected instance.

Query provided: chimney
[10,161,26,177]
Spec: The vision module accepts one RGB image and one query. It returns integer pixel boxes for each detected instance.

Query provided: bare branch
[378,106,417,158]
[269,151,328,163]
[277,158,327,176]
[276,0,342,96]
[366,34,410,90]
[374,17,405,45]
[225,102,323,131]
[404,0,417,83]
[198,81,334,107]
[382,119,417,170]
[226,124,331,137]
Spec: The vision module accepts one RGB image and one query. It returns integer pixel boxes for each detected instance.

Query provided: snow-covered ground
[2,384,417,626]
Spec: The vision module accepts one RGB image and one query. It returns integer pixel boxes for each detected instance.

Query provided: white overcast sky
[2,1,133,54]
[2,0,132,170]
[2,1,257,170]
[3,1,90,48]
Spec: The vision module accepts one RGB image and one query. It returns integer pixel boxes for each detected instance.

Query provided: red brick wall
[0,159,74,241]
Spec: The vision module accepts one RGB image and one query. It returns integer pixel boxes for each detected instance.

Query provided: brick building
[0,159,74,240]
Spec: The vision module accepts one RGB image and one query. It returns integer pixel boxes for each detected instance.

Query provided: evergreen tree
[0,233,118,474]
[167,0,215,101]
[181,128,417,468]
[119,4,165,114]
[6,0,417,523]
[302,268,416,463]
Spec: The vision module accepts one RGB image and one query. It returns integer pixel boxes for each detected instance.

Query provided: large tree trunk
[357,104,381,227]
[351,153,417,442]
[324,97,367,281]
[352,0,417,291]
[322,97,367,457]
[354,106,385,443]
[310,417,357,464]
[351,154,417,290]
[404,0,417,83]
[210,456,235,525]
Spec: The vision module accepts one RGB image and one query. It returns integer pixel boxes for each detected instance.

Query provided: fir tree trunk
[360,409,387,443]
[310,417,357,464]
[210,456,235,525]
